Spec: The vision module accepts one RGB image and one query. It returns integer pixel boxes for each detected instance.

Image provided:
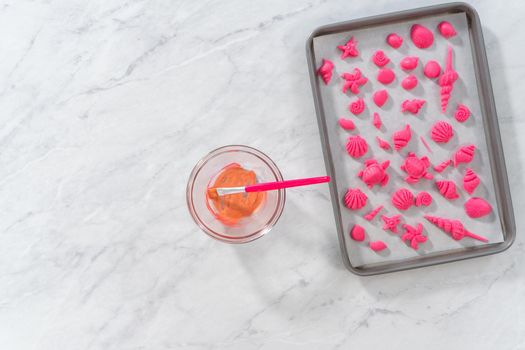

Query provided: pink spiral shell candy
[349,98,365,115]
[341,68,368,94]
[400,56,419,70]
[464,197,492,218]
[317,59,334,84]
[454,104,471,123]
[369,240,387,252]
[376,136,391,150]
[377,68,395,84]
[424,60,441,78]
[337,36,359,59]
[372,50,390,67]
[401,223,427,250]
[402,99,426,115]
[358,159,390,188]
[430,121,453,143]
[434,159,452,173]
[415,191,432,207]
[438,21,457,39]
[364,205,384,221]
[346,135,368,158]
[386,33,403,48]
[344,188,368,210]
[350,224,365,241]
[373,112,382,129]
[339,117,355,130]
[463,168,480,195]
[381,214,401,233]
[373,89,388,107]
[401,75,418,90]
[439,46,459,112]
[424,215,488,242]
[392,124,412,151]
[453,144,475,167]
[410,24,434,49]
[392,188,415,210]
[436,180,459,200]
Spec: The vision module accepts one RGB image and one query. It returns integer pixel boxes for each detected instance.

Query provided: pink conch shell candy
[463,168,480,195]
[464,197,492,218]
[358,159,390,188]
[430,120,453,143]
[410,24,434,49]
[339,117,355,130]
[453,144,475,167]
[377,68,395,84]
[401,223,427,250]
[346,135,368,158]
[438,21,457,39]
[401,75,418,90]
[376,136,391,150]
[400,56,419,70]
[415,191,432,207]
[364,205,384,221]
[386,33,403,48]
[424,60,441,78]
[341,68,368,94]
[392,124,412,151]
[317,59,334,84]
[400,152,433,183]
[439,46,459,112]
[373,112,382,129]
[454,104,471,123]
[392,188,415,210]
[434,159,452,173]
[369,240,387,252]
[401,99,426,115]
[424,215,488,242]
[349,97,365,115]
[344,188,368,210]
[373,89,388,107]
[381,214,401,233]
[372,50,390,67]
[436,180,459,200]
[350,224,365,241]
[337,36,359,59]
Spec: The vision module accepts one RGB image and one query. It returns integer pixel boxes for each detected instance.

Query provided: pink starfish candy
[338,37,359,59]
[381,214,401,233]
[401,223,428,250]
[341,68,368,94]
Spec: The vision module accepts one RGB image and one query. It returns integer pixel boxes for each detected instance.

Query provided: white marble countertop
[1,0,524,349]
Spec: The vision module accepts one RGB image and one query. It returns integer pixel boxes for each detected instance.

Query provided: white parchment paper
[313,12,504,267]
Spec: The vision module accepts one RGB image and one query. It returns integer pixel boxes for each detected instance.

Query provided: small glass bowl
[186,145,286,243]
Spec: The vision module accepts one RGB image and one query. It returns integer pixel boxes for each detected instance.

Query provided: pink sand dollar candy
[376,136,391,150]
[364,205,384,221]
[424,60,441,79]
[454,104,471,123]
[438,21,457,39]
[339,117,355,130]
[436,180,459,200]
[453,144,475,167]
[430,120,453,143]
[350,224,365,241]
[369,240,387,252]
[344,188,367,210]
[373,112,382,129]
[377,68,395,84]
[401,75,418,90]
[440,46,459,112]
[373,89,388,107]
[341,68,368,94]
[464,197,492,218]
[415,191,432,207]
[349,97,365,115]
[400,56,419,70]
[346,135,368,158]
[337,36,359,59]
[410,24,434,49]
[358,159,390,188]
[392,124,412,151]
[401,223,428,250]
[424,215,488,242]
[401,99,426,115]
[392,188,415,210]
[372,50,390,67]
[386,33,403,48]
[434,159,452,173]
[400,152,433,183]
[381,214,401,233]
[317,59,334,84]
[463,168,480,194]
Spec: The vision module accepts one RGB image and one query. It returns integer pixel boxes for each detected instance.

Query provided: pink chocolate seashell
[464,197,492,218]
[400,56,419,70]
[463,168,480,195]
[401,223,427,250]
[392,188,415,210]
[381,214,401,233]
[349,97,365,115]
[392,124,412,151]
[369,240,387,252]
[346,135,368,158]
[317,59,334,84]
[415,191,432,207]
[377,68,395,84]
[386,33,403,48]
[401,99,426,114]
[410,24,434,49]
[337,36,359,59]
[438,21,457,39]
[434,159,452,173]
[358,159,390,188]
[453,144,475,167]
[341,68,368,94]
[430,121,453,143]
[373,89,388,107]
[344,188,368,210]
[454,104,471,123]
[364,205,384,221]
[339,117,355,130]
[424,60,441,79]
[376,136,391,150]
[373,112,382,129]
[424,215,488,242]
[400,152,433,183]
[350,224,365,241]
[401,75,418,90]
[439,46,459,112]
[436,180,459,200]
[372,50,390,67]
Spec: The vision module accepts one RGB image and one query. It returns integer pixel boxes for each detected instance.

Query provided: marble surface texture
[0,0,524,349]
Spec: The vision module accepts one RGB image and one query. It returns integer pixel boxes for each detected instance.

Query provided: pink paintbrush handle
[245,176,330,193]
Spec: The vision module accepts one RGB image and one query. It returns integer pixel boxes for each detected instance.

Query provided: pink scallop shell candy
[438,21,457,39]
[344,188,368,210]
[341,68,368,94]
[349,98,365,115]
[392,124,412,151]
[317,59,334,84]
[339,117,355,130]
[392,188,415,210]
[401,75,418,90]
[463,168,480,195]
[377,68,395,84]
[400,56,419,70]
[454,104,471,123]
[346,135,368,158]
[386,33,403,48]
[350,224,366,241]
[401,99,425,114]
[436,180,459,200]
[410,24,434,49]
[424,215,488,242]
[415,191,432,207]
[373,89,388,107]
[430,121,453,143]
[464,197,492,218]
[337,36,359,59]
[364,205,384,221]
[373,112,382,129]
[424,60,441,79]
[381,214,401,233]
[434,159,452,173]
[376,136,391,150]
[369,240,387,252]
[453,144,475,167]
[372,50,390,67]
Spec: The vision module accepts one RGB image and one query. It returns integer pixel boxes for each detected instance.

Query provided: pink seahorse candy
[373,89,388,107]
[369,240,388,252]
[317,59,334,84]
[454,104,471,123]
[415,191,432,207]
[392,124,412,151]
[438,21,457,39]
[453,144,475,167]
[337,36,359,59]
[439,46,459,112]
[344,188,368,210]
[392,188,415,210]
[463,168,480,194]
[346,135,368,158]
[341,68,368,94]
[358,159,390,188]
[377,68,395,84]
[434,159,452,173]
[464,197,492,218]
[400,56,419,70]
[373,112,382,129]
[386,33,403,48]
[436,180,459,200]
[339,117,355,130]
[381,214,401,233]
[410,24,434,49]
[376,136,391,150]
[350,224,365,241]
[402,99,426,115]
[401,223,428,250]
[364,205,384,221]
[372,50,390,67]
[349,98,365,115]
[401,75,418,90]
[424,215,488,242]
